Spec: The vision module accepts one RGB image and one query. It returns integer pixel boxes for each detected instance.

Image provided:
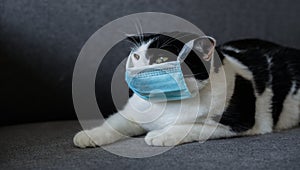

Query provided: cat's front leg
[73,113,145,148]
[145,124,236,146]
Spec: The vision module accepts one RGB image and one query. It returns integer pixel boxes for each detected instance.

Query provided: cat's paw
[73,130,97,148]
[73,129,114,148]
[144,130,182,147]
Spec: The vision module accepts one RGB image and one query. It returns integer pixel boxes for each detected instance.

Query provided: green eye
[156,56,168,64]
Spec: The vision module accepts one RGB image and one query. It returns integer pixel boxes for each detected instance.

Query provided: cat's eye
[133,54,140,60]
[156,57,168,64]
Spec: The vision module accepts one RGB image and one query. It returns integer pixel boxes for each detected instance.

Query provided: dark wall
[1,0,299,125]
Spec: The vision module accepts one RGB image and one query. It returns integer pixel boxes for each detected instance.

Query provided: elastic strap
[177,40,194,63]
[177,36,216,63]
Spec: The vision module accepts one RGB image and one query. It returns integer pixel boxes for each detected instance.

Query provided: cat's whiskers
[133,19,144,43]
[160,33,193,49]
[159,32,181,49]
[118,30,140,49]
[136,18,144,42]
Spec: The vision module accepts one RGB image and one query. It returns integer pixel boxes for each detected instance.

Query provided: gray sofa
[1,0,300,169]
[1,121,300,169]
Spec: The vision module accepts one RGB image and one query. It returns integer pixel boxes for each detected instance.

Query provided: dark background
[1,0,300,125]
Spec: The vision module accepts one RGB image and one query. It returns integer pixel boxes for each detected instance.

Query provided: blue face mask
[125,40,198,102]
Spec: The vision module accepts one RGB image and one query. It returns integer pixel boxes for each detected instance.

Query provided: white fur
[130,40,152,67]
[222,53,253,80]
[243,88,274,135]
[223,46,247,53]
[73,113,145,148]
[275,82,300,130]
[74,49,238,147]
[144,124,235,146]
[222,59,238,108]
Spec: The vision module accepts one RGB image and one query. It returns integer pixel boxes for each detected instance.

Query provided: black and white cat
[74,32,300,147]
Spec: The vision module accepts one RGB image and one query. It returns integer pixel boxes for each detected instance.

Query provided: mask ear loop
[177,36,216,78]
[177,40,194,63]
[126,53,134,69]
[201,36,216,61]
[177,36,216,63]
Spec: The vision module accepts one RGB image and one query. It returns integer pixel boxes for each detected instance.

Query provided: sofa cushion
[1,121,299,169]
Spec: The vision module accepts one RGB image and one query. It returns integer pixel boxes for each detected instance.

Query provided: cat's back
[218,39,300,80]
[218,38,300,60]
[218,39,299,59]
[218,39,300,130]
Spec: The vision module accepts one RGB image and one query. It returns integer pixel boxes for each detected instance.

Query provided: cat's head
[127,32,216,89]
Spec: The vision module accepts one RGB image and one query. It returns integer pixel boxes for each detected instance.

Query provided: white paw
[73,130,96,148]
[73,129,113,148]
[144,130,182,147]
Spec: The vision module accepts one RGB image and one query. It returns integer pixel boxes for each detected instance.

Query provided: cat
[73,32,300,147]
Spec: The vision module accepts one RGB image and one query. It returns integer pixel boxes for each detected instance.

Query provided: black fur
[218,75,256,132]
[219,39,300,126]
[219,41,270,95]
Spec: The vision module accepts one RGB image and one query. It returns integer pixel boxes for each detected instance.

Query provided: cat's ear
[192,36,216,61]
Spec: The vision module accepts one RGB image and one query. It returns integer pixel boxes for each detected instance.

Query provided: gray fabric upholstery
[1,121,299,169]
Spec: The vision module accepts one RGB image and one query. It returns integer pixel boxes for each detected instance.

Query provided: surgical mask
[125,39,197,102]
[125,40,199,102]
